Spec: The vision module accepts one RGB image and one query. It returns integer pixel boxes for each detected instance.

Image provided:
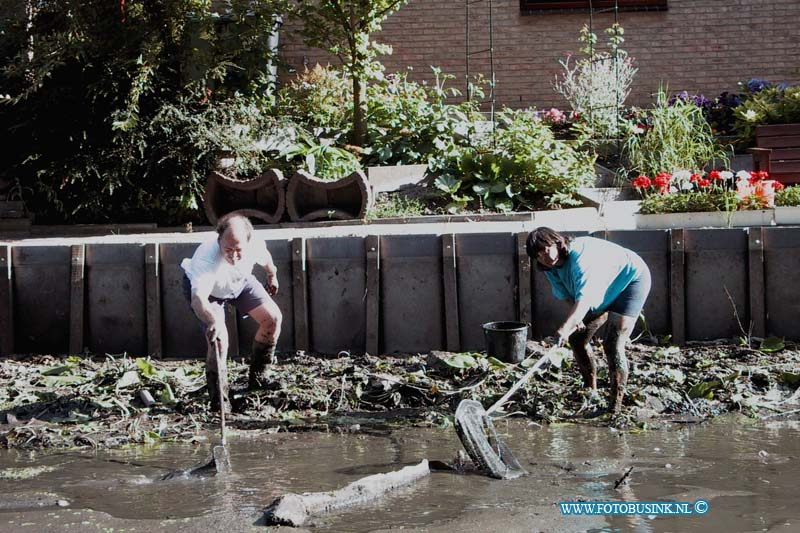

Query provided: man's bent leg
[568,312,608,390]
[246,300,282,389]
[603,312,637,414]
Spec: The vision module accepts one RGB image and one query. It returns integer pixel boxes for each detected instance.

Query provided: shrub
[0,0,287,224]
[776,185,800,207]
[639,190,740,214]
[274,64,352,139]
[733,84,800,145]
[555,23,637,142]
[434,109,596,212]
[624,88,729,178]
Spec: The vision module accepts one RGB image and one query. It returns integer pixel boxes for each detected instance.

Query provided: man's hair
[216,213,253,241]
[525,227,572,270]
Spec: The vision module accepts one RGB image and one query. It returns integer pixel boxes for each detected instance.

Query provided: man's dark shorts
[183,274,271,316]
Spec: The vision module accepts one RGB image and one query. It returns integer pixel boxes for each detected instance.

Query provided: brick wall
[279,0,800,110]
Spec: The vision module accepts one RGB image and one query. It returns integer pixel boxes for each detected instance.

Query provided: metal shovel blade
[454,399,527,480]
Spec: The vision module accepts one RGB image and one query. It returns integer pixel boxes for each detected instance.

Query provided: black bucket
[482,321,529,363]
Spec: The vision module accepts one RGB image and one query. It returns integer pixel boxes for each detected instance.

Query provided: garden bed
[2,341,798,450]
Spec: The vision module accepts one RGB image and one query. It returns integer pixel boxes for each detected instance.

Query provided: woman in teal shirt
[526,227,651,414]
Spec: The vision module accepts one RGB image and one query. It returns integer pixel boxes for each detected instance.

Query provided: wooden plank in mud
[670,229,686,345]
[747,227,766,338]
[365,235,380,355]
[264,460,430,527]
[69,244,85,355]
[381,234,444,353]
[442,234,460,352]
[291,237,309,351]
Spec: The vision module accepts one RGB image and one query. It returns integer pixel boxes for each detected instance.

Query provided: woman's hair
[525,227,572,269]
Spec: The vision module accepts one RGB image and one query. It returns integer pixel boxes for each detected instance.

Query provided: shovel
[454,340,565,480]
[162,340,231,479]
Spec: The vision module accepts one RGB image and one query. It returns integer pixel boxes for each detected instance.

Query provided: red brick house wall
[279,0,800,110]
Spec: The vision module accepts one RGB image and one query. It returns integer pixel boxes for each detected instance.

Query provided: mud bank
[2,341,799,450]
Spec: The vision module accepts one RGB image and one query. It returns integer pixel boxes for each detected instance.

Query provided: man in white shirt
[181,213,282,413]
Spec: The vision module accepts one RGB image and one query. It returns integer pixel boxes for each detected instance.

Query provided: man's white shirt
[181,237,269,299]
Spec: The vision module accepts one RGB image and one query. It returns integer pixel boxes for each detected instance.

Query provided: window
[520,1,667,14]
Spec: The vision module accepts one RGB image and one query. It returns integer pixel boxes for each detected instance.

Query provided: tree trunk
[352,75,366,146]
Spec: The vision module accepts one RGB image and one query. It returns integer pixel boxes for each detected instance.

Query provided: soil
[1,340,799,451]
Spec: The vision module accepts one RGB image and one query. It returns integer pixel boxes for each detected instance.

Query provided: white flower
[673,170,692,182]
[743,109,758,122]
[681,181,694,191]
[720,171,733,180]
[669,185,678,193]
[736,170,751,180]
[632,125,644,134]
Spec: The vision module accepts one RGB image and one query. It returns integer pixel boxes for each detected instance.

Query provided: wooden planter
[635,209,775,229]
[286,170,373,222]
[203,169,286,225]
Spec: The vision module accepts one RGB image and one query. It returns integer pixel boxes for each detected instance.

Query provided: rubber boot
[248,340,277,390]
[207,369,231,414]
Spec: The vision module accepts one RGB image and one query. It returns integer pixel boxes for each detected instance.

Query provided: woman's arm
[557,298,592,342]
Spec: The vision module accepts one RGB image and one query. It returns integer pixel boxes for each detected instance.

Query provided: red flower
[654,172,672,193]
[698,178,711,188]
[690,173,701,183]
[774,181,785,190]
[632,175,652,188]
[709,170,723,181]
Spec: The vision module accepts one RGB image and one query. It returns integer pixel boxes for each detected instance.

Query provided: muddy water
[1,416,798,532]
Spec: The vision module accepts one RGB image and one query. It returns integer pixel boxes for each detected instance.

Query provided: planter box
[635,209,774,229]
[286,170,373,222]
[775,206,800,225]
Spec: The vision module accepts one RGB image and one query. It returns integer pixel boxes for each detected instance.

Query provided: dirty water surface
[1,415,798,532]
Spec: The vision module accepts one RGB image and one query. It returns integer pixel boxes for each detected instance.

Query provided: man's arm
[191,286,222,342]
[260,247,279,296]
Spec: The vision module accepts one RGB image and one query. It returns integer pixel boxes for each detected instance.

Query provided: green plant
[555,23,637,142]
[366,195,426,219]
[364,67,481,166]
[434,109,596,212]
[639,190,740,214]
[275,64,352,139]
[293,0,409,146]
[733,85,800,145]
[279,129,362,181]
[624,88,729,177]
[0,0,288,224]
[776,185,800,206]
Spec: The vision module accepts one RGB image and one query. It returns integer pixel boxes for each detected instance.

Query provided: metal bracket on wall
[670,229,686,345]
[145,243,162,358]
[747,227,766,338]
[0,246,12,356]
[69,244,85,355]
[365,235,380,355]
[442,234,460,352]
[292,237,309,351]
[516,232,532,338]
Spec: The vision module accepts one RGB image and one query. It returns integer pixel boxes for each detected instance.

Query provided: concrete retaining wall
[0,227,797,358]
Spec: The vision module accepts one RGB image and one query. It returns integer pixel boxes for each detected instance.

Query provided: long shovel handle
[214,340,227,447]
[486,341,564,416]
